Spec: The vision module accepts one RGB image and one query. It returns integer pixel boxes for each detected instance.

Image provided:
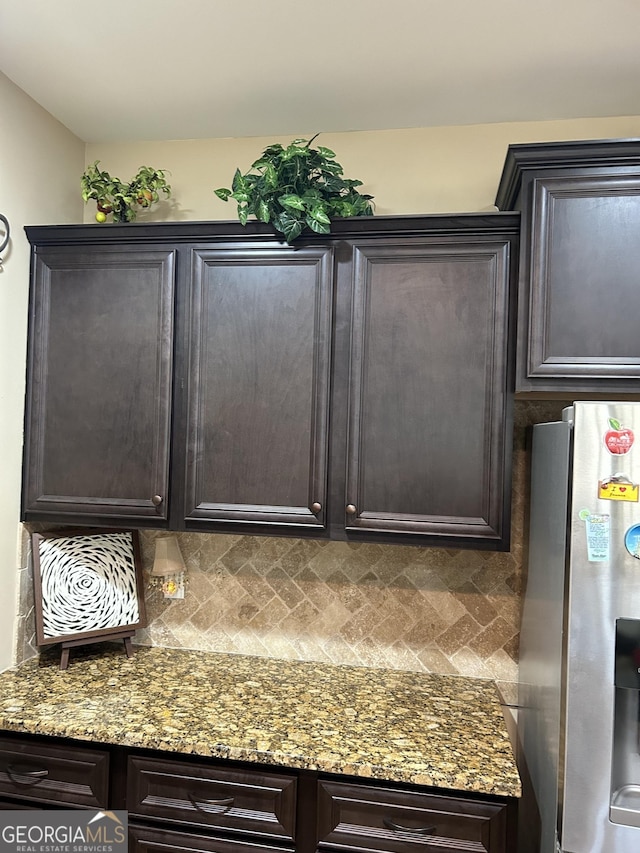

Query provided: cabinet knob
[151,495,163,507]
[346,504,357,515]
[311,502,322,514]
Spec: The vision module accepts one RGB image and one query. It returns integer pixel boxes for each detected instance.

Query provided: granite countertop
[0,645,521,798]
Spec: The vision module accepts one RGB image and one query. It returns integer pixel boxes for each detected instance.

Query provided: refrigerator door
[561,402,640,852]
[519,416,571,853]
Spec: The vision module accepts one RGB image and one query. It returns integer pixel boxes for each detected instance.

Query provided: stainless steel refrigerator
[520,401,640,853]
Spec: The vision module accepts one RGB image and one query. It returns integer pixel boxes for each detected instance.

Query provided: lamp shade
[152,535,186,577]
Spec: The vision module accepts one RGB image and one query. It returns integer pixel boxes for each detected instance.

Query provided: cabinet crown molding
[495,137,640,211]
[25,212,520,247]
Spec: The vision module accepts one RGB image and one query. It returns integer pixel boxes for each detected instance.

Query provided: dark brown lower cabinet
[0,736,110,808]
[317,779,511,853]
[129,824,288,852]
[0,733,515,853]
[126,754,297,843]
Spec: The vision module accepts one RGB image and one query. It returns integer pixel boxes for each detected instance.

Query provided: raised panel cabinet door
[520,172,640,392]
[182,246,333,530]
[344,239,513,549]
[22,246,175,524]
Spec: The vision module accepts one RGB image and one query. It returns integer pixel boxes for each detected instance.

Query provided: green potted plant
[215,135,374,243]
[81,161,172,223]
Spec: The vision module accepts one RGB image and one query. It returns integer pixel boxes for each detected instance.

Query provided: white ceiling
[1,0,639,144]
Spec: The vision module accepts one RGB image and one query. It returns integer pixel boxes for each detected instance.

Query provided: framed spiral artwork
[31,529,146,653]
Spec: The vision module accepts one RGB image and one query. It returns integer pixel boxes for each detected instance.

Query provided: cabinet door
[182,246,333,531]
[22,246,175,524]
[518,171,640,394]
[344,239,513,549]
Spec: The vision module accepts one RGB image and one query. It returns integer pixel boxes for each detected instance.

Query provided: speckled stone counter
[0,645,521,798]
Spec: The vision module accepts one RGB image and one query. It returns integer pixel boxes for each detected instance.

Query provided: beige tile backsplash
[15,401,568,687]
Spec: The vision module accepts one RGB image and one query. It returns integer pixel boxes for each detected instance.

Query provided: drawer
[130,823,292,853]
[0,736,109,808]
[127,755,296,842]
[317,780,508,853]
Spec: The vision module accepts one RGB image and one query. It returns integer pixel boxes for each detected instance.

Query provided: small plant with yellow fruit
[81,161,172,223]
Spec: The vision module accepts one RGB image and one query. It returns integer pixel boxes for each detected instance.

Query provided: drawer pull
[7,763,49,786]
[187,791,234,814]
[383,817,437,835]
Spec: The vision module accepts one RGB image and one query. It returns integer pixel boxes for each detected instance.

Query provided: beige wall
[85,115,640,223]
[0,72,84,670]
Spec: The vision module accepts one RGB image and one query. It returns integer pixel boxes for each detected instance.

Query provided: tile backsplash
[15,401,568,684]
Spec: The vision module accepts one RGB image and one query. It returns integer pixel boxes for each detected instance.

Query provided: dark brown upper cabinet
[22,216,518,549]
[181,245,333,530]
[22,243,175,526]
[495,138,640,396]
[338,234,515,547]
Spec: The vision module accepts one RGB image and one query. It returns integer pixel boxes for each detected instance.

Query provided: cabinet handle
[151,495,163,507]
[187,791,234,814]
[7,763,49,786]
[383,817,437,834]
[311,502,322,514]
[346,504,357,515]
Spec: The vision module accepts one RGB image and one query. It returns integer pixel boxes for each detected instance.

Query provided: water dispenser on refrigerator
[611,617,640,828]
